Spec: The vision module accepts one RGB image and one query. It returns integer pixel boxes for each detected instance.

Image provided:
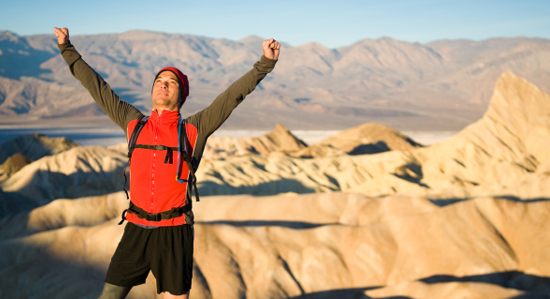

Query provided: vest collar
[150,109,180,122]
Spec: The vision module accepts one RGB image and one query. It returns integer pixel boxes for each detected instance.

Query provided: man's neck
[154,107,172,116]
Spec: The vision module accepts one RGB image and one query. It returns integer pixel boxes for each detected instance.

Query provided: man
[54,27,279,299]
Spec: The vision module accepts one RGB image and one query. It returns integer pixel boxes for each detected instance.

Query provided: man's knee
[98,283,132,299]
[162,290,190,299]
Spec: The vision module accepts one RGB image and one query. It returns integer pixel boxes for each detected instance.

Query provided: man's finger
[54,27,70,44]
[54,27,68,34]
[263,38,275,47]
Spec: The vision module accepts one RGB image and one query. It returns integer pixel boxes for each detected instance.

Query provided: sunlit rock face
[1,72,550,298]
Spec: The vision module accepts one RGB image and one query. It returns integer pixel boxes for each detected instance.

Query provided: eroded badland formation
[1,72,550,298]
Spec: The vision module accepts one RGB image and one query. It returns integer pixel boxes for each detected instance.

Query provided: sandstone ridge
[0,72,549,298]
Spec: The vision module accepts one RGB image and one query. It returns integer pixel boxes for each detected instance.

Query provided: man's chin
[153,99,170,106]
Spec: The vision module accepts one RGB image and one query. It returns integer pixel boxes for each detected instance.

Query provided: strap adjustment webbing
[133,144,178,164]
[118,201,192,225]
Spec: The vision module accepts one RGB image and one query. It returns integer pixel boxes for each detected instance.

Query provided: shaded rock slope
[0,72,549,298]
[196,72,550,200]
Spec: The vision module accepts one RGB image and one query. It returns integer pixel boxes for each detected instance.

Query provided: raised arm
[54,27,143,135]
[188,38,280,137]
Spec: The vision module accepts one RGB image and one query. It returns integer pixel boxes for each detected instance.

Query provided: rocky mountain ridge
[1,31,550,131]
[1,71,548,209]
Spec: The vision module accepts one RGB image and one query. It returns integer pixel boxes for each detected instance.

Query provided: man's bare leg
[162,291,190,299]
[98,283,132,299]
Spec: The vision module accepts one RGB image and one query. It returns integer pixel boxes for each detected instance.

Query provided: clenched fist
[54,27,69,45]
[262,38,280,60]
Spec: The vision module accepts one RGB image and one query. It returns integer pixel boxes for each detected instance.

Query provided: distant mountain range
[1,30,549,131]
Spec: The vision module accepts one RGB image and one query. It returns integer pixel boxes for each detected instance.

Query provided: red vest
[125,109,198,226]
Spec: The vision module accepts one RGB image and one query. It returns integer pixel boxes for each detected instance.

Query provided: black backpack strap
[180,119,200,202]
[128,116,149,159]
[123,116,149,200]
[133,144,178,164]
[118,201,192,224]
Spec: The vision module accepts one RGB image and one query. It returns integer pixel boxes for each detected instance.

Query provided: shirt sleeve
[185,55,277,164]
[188,56,277,137]
[58,42,144,136]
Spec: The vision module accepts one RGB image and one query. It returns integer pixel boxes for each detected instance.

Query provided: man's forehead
[157,71,179,80]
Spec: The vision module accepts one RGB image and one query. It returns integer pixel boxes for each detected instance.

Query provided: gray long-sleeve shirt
[59,41,277,226]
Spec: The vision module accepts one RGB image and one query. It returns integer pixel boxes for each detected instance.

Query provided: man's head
[151,67,189,111]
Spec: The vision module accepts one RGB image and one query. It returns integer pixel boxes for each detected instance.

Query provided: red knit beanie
[153,67,189,108]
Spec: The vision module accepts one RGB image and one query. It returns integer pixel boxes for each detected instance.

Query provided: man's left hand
[54,27,70,44]
[263,38,280,60]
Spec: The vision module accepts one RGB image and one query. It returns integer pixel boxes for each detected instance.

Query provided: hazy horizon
[0,124,456,147]
[2,0,549,49]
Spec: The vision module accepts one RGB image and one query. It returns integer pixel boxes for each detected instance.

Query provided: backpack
[119,115,200,224]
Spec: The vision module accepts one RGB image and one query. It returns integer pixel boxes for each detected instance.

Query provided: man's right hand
[54,27,69,44]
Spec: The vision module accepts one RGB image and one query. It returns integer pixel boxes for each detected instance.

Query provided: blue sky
[2,0,549,48]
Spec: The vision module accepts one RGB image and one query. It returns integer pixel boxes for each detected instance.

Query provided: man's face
[152,71,181,111]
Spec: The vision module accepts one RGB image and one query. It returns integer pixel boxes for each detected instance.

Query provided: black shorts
[105,222,194,295]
